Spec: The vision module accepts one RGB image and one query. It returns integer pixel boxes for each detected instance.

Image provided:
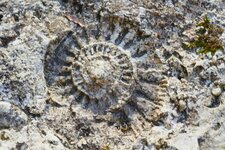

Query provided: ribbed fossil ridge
[44,18,149,114]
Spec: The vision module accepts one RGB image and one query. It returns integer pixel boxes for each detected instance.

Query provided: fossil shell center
[71,43,135,100]
[86,59,113,84]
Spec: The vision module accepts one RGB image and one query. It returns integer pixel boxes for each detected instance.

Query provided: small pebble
[178,100,186,112]
[211,87,222,97]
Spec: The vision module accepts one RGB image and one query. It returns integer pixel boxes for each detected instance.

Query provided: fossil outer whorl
[44,17,151,114]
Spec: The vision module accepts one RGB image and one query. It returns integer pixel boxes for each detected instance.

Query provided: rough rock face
[0,0,225,149]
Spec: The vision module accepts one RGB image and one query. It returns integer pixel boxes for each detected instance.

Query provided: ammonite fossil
[44,16,149,114]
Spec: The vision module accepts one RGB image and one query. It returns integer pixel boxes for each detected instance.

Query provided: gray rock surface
[0,0,225,149]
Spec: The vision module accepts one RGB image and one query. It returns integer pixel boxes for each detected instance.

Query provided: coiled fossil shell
[44,16,149,114]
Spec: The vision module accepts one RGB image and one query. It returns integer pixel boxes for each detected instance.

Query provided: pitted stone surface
[0,102,27,129]
[1,0,225,149]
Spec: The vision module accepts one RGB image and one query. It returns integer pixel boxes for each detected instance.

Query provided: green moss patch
[188,16,224,55]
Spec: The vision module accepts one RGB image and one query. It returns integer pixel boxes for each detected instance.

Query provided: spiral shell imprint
[44,17,149,114]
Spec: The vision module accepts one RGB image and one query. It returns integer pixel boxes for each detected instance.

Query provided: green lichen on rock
[188,16,224,55]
